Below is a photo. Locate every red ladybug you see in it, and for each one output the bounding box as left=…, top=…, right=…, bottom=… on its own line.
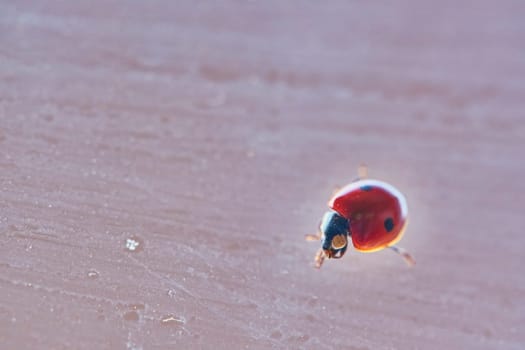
left=306, top=165, right=415, bottom=268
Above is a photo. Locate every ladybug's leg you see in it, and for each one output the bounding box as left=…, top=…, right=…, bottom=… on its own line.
left=305, top=218, right=324, bottom=241
left=351, top=163, right=368, bottom=182
left=314, top=248, right=327, bottom=269
left=331, top=185, right=341, bottom=196
left=389, top=246, right=416, bottom=266
left=305, top=232, right=322, bottom=241
left=306, top=234, right=327, bottom=268
left=358, top=163, right=368, bottom=179
left=306, top=220, right=325, bottom=267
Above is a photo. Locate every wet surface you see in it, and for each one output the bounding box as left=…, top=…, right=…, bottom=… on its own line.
left=1, top=1, right=524, bottom=349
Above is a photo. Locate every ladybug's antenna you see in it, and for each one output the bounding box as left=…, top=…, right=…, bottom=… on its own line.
left=389, top=246, right=416, bottom=266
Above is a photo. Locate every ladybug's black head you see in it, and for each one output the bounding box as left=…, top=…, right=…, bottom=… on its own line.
left=319, top=211, right=350, bottom=259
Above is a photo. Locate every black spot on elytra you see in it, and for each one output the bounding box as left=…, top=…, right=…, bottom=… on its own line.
left=384, top=217, right=395, bottom=232
left=360, top=185, right=373, bottom=192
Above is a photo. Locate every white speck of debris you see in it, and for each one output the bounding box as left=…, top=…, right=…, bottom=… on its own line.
left=87, top=269, right=100, bottom=279
left=161, top=315, right=186, bottom=326
left=126, top=331, right=143, bottom=350
left=126, top=340, right=142, bottom=350
left=126, top=238, right=140, bottom=251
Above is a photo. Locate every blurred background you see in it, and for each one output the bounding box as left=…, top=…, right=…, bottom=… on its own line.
left=1, top=1, right=524, bottom=349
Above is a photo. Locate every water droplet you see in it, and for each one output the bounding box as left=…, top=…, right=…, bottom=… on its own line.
left=125, top=237, right=143, bottom=252
left=160, top=315, right=186, bottom=326
left=87, top=269, right=100, bottom=279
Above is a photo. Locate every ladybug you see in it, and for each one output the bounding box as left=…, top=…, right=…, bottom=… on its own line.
left=306, top=165, right=415, bottom=268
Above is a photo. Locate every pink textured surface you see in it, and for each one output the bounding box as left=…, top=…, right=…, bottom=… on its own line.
left=1, top=1, right=524, bottom=349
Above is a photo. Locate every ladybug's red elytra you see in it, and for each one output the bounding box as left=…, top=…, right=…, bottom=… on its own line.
left=306, top=165, right=415, bottom=268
